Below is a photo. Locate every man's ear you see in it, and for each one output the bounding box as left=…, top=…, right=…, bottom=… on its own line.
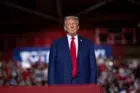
left=77, top=25, right=80, bottom=30
left=64, top=26, right=67, bottom=31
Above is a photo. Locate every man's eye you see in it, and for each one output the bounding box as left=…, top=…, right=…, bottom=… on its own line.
left=72, top=23, right=76, bottom=25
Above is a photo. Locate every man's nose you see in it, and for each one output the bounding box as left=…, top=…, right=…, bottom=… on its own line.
left=70, top=24, right=74, bottom=28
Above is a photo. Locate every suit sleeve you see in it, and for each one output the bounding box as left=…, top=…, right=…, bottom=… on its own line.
left=48, top=41, right=56, bottom=85
left=89, top=43, right=97, bottom=84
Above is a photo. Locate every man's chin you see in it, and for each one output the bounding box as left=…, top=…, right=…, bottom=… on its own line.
left=68, top=33, right=77, bottom=36
left=70, top=31, right=77, bottom=34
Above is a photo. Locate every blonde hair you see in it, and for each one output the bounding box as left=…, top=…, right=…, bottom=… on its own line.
left=64, top=16, right=79, bottom=20
left=64, top=16, right=79, bottom=24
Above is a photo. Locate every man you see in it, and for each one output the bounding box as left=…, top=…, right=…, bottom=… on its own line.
left=48, top=16, right=97, bottom=85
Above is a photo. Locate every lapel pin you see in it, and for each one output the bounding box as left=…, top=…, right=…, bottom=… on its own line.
left=80, top=40, right=82, bottom=42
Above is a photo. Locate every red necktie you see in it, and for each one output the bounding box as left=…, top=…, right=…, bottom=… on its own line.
left=70, top=37, right=77, bottom=78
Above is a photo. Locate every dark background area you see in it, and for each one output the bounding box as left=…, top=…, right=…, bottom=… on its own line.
left=0, top=0, right=140, bottom=53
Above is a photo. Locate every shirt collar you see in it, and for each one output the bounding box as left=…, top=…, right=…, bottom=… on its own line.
left=67, top=34, right=78, bottom=40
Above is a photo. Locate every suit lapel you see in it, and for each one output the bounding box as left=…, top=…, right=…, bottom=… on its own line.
left=77, top=35, right=82, bottom=61
left=63, top=35, right=83, bottom=62
left=64, top=35, right=83, bottom=75
left=64, top=36, right=71, bottom=61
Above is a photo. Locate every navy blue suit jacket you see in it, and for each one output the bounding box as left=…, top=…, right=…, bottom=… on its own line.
left=48, top=35, right=97, bottom=85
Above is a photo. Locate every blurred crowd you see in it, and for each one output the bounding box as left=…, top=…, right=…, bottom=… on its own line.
left=97, top=57, right=140, bottom=93
left=0, top=61, right=48, bottom=86
left=0, top=57, right=140, bottom=93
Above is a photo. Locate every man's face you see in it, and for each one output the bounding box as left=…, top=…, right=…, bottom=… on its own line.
left=64, top=18, right=79, bottom=36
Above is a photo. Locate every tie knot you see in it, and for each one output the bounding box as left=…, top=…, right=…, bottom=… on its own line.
left=71, top=37, right=75, bottom=40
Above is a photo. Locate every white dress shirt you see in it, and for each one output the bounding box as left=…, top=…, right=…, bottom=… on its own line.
left=67, top=34, right=78, bottom=57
